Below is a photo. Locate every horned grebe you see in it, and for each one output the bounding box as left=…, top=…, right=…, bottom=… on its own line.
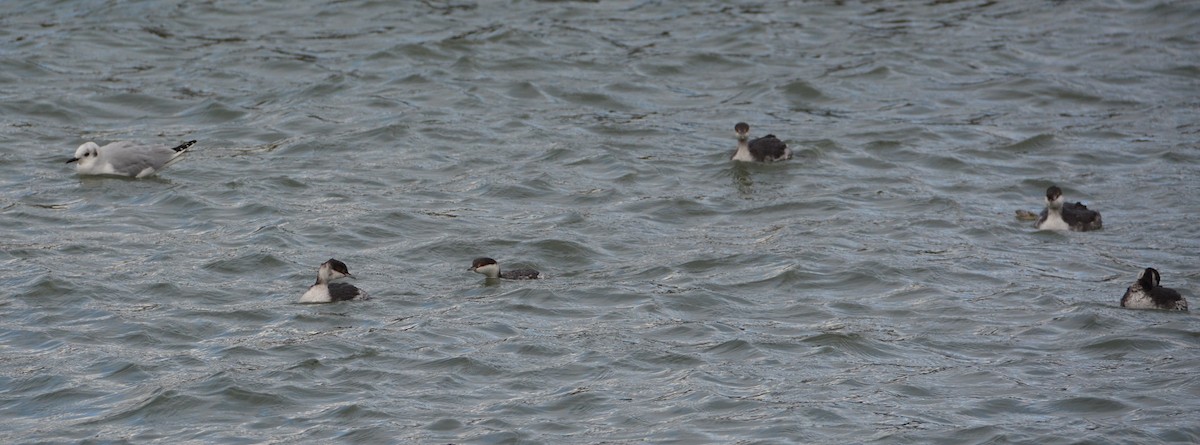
left=1121, top=268, right=1188, bottom=311
left=66, top=140, right=196, bottom=178
left=468, top=257, right=543, bottom=280
left=731, top=122, right=790, bottom=162
left=299, top=258, right=369, bottom=303
left=1035, top=186, right=1102, bottom=231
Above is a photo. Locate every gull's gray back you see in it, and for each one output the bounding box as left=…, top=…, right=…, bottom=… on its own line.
left=103, top=141, right=181, bottom=175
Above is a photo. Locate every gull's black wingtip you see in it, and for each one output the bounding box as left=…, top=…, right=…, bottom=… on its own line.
left=172, top=140, right=198, bottom=152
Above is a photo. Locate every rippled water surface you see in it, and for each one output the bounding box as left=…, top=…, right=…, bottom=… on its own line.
left=2, top=1, right=1199, bottom=443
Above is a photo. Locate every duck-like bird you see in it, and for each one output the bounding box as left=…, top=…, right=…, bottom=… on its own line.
left=299, top=259, right=369, bottom=303
left=67, top=140, right=197, bottom=178
left=1120, top=267, right=1188, bottom=311
left=468, top=257, right=543, bottom=280
left=731, top=122, right=790, bottom=162
left=1035, top=186, right=1102, bottom=231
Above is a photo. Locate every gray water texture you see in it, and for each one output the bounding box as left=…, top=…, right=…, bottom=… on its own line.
left=1, top=1, right=1198, bottom=443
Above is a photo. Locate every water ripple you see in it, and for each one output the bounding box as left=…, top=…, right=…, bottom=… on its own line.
left=2, top=1, right=1199, bottom=443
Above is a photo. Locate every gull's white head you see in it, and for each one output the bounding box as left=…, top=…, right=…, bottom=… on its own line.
left=67, top=142, right=102, bottom=170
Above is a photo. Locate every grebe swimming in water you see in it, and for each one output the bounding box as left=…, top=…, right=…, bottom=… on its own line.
left=731, top=122, right=791, bottom=162
left=66, top=140, right=197, bottom=178
left=1035, top=185, right=1102, bottom=231
left=299, top=258, right=369, bottom=303
left=1121, top=268, right=1188, bottom=311
left=468, top=257, right=543, bottom=280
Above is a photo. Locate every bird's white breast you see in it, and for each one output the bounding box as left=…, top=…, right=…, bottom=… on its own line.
left=299, top=284, right=332, bottom=303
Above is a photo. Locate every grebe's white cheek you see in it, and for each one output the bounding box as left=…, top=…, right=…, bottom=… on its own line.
left=474, top=263, right=501, bottom=278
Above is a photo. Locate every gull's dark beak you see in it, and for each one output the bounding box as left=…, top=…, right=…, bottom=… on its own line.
left=66, top=158, right=79, bottom=164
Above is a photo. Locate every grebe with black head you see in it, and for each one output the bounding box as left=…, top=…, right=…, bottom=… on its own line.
left=731, top=122, right=790, bottom=162
left=469, top=257, right=543, bottom=280
left=1121, top=267, right=1188, bottom=311
left=299, top=258, right=369, bottom=303
left=1035, top=185, right=1102, bottom=231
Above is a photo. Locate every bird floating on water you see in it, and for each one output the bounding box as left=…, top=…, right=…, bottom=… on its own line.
left=468, top=257, right=543, bottom=280
left=731, top=122, right=790, bottom=162
left=1033, top=185, right=1102, bottom=231
left=1120, top=267, right=1188, bottom=311
left=299, top=258, right=369, bottom=303
left=66, top=139, right=197, bottom=178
